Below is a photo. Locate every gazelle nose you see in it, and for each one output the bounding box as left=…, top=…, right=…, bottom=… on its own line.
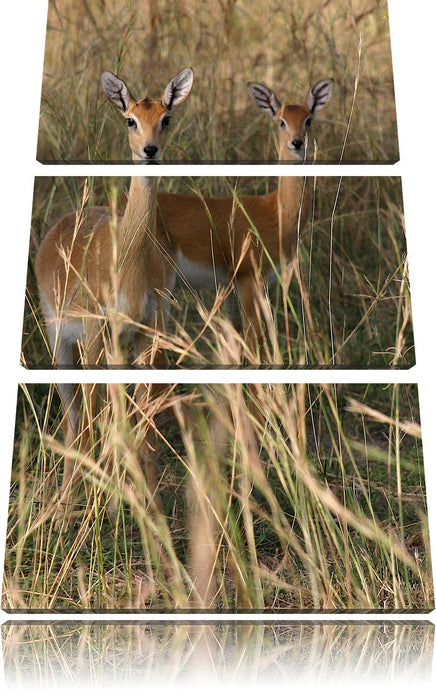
left=292, top=139, right=304, bottom=150
left=144, top=145, right=158, bottom=159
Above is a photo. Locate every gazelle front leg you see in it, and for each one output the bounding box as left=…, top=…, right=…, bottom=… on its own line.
left=129, top=294, right=170, bottom=508
left=236, top=273, right=272, bottom=362
left=130, top=383, right=165, bottom=511
left=183, top=390, right=256, bottom=608
left=133, top=323, right=167, bottom=368
left=54, top=382, right=99, bottom=530
left=55, top=318, right=104, bottom=529
left=186, top=408, right=227, bottom=608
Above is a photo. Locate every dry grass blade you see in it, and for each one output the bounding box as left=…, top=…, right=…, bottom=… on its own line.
left=347, top=398, right=422, bottom=439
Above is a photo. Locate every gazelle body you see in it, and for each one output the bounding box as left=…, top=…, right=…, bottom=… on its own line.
left=155, top=77, right=334, bottom=355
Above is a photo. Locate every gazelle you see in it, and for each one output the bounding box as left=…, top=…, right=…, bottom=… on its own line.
left=37, top=66, right=194, bottom=368
left=36, top=66, right=193, bottom=519
left=161, top=78, right=333, bottom=603
left=154, top=77, right=334, bottom=357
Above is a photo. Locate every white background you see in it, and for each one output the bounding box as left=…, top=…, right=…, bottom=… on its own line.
left=0, top=0, right=435, bottom=697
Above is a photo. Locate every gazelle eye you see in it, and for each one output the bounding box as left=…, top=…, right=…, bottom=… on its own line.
left=126, top=117, right=136, bottom=128
left=161, top=116, right=171, bottom=129
left=305, top=118, right=312, bottom=128
left=280, top=119, right=287, bottom=129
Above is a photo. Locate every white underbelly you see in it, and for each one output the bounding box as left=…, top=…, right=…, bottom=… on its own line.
left=175, top=250, right=229, bottom=291
left=42, top=289, right=157, bottom=356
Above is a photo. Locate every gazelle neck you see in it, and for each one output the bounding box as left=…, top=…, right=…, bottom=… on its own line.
left=119, top=175, right=158, bottom=256
left=117, top=174, right=159, bottom=318
left=276, top=147, right=309, bottom=246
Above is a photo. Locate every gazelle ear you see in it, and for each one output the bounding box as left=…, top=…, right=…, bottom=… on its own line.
left=163, top=67, right=194, bottom=110
left=102, top=71, right=135, bottom=113
left=306, top=78, right=334, bottom=115
left=248, top=82, right=281, bottom=118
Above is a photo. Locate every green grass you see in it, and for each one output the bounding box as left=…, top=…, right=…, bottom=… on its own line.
left=22, top=175, right=415, bottom=368
left=38, top=0, right=398, bottom=163
left=3, top=383, right=432, bottom=611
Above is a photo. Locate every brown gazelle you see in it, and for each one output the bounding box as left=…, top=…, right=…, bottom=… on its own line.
left=173, top=78, right=334, bottom=604
left=37, top=66, right=194, bottom=368
left=154, top=77, right=334, bottom=358
left=36, top=67, right=193, bottom=519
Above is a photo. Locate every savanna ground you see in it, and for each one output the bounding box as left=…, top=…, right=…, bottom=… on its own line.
left=38, top=0, right=398, bottom=162
left=2, top=622, right=434, bottom=684
left=3, top=383, right=432, bottom=611
left=22, top=175, right=414, bottom=368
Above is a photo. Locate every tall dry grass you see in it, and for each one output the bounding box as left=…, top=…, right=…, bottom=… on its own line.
left=22, top=175, right=414, bottom=368
left=3, top=382, right=432, bottom=611
left=38, top=0, right=398, bottom=162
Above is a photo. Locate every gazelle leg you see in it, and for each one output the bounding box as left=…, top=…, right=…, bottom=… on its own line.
left=132, top=294, right=169, bottom=368
left=82, top=316, right=106, bottom=368
left=54, top=383, right=82, bottom=527
left=130, top=298, right=170, bottom=507
left=186, top=389, right=265, bottom=608
left=130, top=383, right=165, bottom=511
left=54, top=382, right=101, bottom=528
left=57, top=381, right=80, bottom=494
left=236, top=273, right=270, bottom=361
left=54, top=320, right=103, bottom=528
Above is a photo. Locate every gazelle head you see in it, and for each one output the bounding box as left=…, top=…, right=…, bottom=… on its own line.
left=248, top=78, right=334, bottom=161
left=102, top=67, right=194, bottom=162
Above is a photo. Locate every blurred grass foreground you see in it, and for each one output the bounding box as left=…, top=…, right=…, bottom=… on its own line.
left=4, top=383, right=432, bottom=611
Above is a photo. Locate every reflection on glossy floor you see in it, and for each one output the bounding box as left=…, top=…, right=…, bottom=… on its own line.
left=2, top=622, right=433, bottom=686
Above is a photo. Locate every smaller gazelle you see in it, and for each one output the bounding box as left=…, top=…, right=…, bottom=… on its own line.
left=153, top=76, right=334, bottom=358
left=184, top=77, right=334, bottom=604
left=35, top=66, right=193, bottom=518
